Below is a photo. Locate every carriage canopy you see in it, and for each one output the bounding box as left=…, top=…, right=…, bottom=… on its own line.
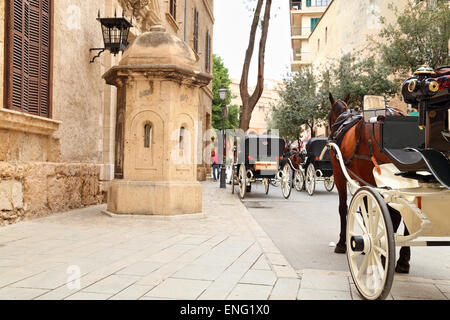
left=237, top=135, right=286, bottom=164
left=305, top=138, right=330, bottom=161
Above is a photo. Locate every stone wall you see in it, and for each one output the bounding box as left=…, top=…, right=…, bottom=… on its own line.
left=0, top=128, right=60, bottom=162
left=0, top=162, right=104, bottom=226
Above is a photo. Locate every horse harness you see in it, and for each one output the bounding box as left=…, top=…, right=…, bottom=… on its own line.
left=329, top=104, right=406, bottom=187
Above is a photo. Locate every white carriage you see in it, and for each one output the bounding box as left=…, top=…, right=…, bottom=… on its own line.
left=325, top=68, right=450, bottom=300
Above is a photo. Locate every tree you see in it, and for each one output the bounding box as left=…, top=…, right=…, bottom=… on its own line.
left=239, top=0, right=272, bottom=132
left=268, top=54, right=399, bottom=140
left=267, top=103, right=304, bottom=142
left=373, top=0, right=450, bottom=76
left=323, top=54, right=399, bottom=108
left=212, top=54, right=239, bottom=130
left=270, top=67, right=329, bottom=139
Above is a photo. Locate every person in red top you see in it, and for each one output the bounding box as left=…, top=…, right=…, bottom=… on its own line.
left=211, top=150, right=220, bottom=181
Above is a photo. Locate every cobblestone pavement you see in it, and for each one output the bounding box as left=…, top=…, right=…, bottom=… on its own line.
left=0, top=181, right=448, bottom=300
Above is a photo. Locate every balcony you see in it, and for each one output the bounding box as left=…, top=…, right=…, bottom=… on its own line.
left=291, top=0, right=330, bottom=14
left=290, top=1, right=302, bottom=10
left=292, top=50, right=310, bottom=64
left=291, top=26, right=312, bottom=38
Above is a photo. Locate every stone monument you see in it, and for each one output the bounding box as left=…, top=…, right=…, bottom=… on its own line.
left=103, top=25, right=212, bottom=215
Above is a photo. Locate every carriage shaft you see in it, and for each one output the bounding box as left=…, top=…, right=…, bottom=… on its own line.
left=397, top=241, right=450, bottom=247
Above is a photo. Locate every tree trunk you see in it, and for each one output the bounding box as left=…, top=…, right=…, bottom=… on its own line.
left=239, top=0, right=272, bottom=132
left=310, top=120, right=316, bottom=138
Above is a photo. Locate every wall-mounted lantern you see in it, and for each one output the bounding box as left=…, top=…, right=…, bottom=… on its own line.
left=90, top=10, right=133, bottom=63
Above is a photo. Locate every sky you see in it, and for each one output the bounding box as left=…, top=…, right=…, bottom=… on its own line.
left=213, top=1, right=292, bottom=85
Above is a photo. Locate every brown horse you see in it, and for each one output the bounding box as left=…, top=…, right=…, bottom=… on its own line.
left=328, top=93, right=410, bottom=273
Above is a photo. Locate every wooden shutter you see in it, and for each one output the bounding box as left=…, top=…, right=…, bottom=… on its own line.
left=205, top=30, right=211, bottom=72
left=311, top=18, right=319, bottom=32
left=5, top=0, right=52, bottom=118
left=170, top=0, right=177, bottom=20
left=193, top=8, right=199, bottom=52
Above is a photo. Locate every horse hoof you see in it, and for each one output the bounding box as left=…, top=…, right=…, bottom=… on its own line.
left=395, top=262, right=410, bottom=274
left=334, top=244, right=346, bottom=254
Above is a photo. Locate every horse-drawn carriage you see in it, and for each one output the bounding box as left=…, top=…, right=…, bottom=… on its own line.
left=292, top=138, right=335, bottom=196
left=326, top=66, right=450, bottom=300
left=230, top=135, right=292, bottom=199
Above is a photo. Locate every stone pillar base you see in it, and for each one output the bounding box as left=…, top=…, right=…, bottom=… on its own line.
left=106, top=180, right=202, bottom=216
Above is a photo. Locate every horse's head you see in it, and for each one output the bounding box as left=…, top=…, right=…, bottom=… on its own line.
left=327, top=92, right=350, bottom=128
left=289, top=152, right=303, bottom=170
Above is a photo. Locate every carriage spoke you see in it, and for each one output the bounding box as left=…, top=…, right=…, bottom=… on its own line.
left=371, top=208, right=381, bottom=238
left=357, top=253, right=370, bottom=281
left=365, top=254, right=374, bottom=290
left=355, top=214, right=367, bottom=233
left=349, top=231, right=359, bottom=237
left=349, top=249, right=363, bottom=258
left=373, top=252, right=385, bottom=279
left=373, top=245, right=387, bottom=257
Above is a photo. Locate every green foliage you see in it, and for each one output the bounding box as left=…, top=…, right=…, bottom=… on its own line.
left=268, top=53, right=400, bottom=139
left=268, top=67, right=328, bottom=139
left=212, top=54, right=239, bottom=130
left=322, top=54, right=399, bottom=107
left=374, top=0, right=450, bottom=75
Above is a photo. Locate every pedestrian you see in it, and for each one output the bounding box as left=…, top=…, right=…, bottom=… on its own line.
left=211, top=150, right=220, bottom=181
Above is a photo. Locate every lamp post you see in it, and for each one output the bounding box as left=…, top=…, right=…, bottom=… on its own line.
left=218, top=86, right=228, bottom=189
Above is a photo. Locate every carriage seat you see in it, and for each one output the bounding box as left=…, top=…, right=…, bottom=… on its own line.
left=383, top=148, right=427, bottom=172
left=383, top=148, right=450, bottom=189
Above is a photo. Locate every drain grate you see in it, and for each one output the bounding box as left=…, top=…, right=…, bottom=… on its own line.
left=244, top=202, right=273, bottom=209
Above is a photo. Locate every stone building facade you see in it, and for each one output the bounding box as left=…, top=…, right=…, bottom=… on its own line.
left=308, top=0, right=410, bottom=137
left=289, top=0, right=331, bottom=71
left=0, top=0, right=214, bottom=225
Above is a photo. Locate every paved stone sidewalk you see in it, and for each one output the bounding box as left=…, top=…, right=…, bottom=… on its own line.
left=0, top=181, right=448, bottom=300
left=0, top=181, right=300, bottom=300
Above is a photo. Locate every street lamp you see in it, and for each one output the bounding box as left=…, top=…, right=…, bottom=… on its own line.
left=218, top=86, right=228, bottom=189
left=90, top=10, right=133, bottom=63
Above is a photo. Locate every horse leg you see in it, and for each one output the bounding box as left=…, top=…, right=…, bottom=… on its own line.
left=334, top=174, right=348, bottom=254
left=396, top=227, right=411, bottom=274
left=388, top=206, right=410, bottom=273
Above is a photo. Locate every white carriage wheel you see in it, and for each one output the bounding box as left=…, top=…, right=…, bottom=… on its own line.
left=346, top=187, right=395, bottom=300
left=294, top=170, right=305, bottom=192
left=263, top=178, right=270, bottom=195
left=281, top=163, right=292, bottom=199
left=305, top=163, right=316, bottom=196
left=324, top=176, right=335, bottom=192
left=238, top=165, right=247, bottom=199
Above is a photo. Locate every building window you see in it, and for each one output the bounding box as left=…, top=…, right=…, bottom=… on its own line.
left=193, top=7, right=199, bottom=52
left=5, top=0, right=52, bottom=118
left=307, top=0, right=331, bottom=6
left=325, top=27, right=328, bottom=44
left=311, top=17, right=320, bottom=32
left=179, top=126, right=185, bottom=151
left=169, top=0, right=177, bottom=20
left=318, top=39, right=320, bottom=52
left=205, top=30, right=211, bottom=72
left=144, top=123, right=152, bottom=148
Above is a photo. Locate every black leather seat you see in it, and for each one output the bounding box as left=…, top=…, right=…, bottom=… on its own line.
left=383, top=148, right=428, bottom=173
